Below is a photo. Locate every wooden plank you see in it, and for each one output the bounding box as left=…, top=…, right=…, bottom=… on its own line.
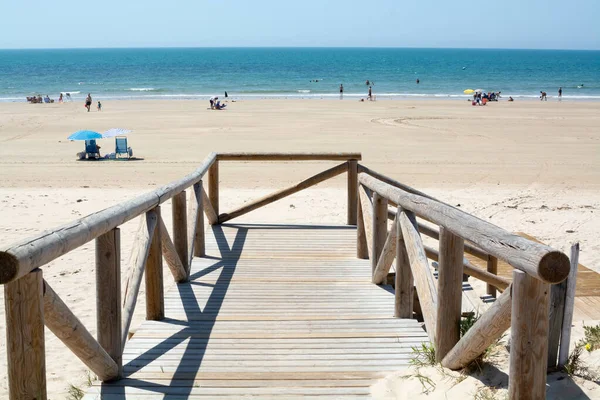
left=395, top=208, right=413, bottom=318
left=145, top=207, right=164, bottom=321
left=371, top=192, right=388, bottom=278
left=435, top=227, right=464, bottom=362
left=359, top=173, right=570, bottom=284
left=96, top=228, right=122, bottom=377
left=190, top=182, right=205, bottom=259
left=442, top=283, right=512, bottom=370
left=558, top=243, right=580, bottom=368
left=219, top=162, right=348, bottom=223
left=208, top=160, right=219, bottom=219
left=548, top=280, right=567, bottom=368
left=373, top=217, right=397, bottom=285
left=487, top=255, right=498, bottom=297
left=201, top=185, right=218, bottom=225
left=43, top=280, right=119, bottom=381
left=509, top=270, right=550, bottom=399
left=347, top=160, right=358, bottom=225
left=217, top=152, right=362, bottom=161
left=358, top=185, right=373, bottom=259
left=172, top=191, right=189, bottom=274
left=158, top=216, right=187, bottom=283
left=424, top=245, right=510, bottom=291
left=122, top=210, right=158, bottom=347
left=4, top=269, right=46, bottom=400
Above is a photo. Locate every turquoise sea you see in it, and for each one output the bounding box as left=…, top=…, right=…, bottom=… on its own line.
left=1, top=48, right=599, bottom=101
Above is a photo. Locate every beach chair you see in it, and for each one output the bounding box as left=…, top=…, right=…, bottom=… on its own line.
left=85, top=140, right=101, bottom=159
left=115, top=136, right=132, bottom=158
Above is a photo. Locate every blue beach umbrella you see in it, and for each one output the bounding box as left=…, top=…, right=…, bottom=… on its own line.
left=68, top=130, right=103, bottom=141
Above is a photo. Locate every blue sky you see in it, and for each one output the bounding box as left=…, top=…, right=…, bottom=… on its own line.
left=1, top=0, right=598, bottom=50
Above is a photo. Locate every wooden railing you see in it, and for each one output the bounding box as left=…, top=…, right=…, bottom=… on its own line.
left=0, top=152, right=573, bottom=400
left=356, top=167, right=572, bottom=399
left=0, top=152, right=360, bottom=400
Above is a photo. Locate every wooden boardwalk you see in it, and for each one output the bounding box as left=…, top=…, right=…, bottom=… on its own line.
left=85, top=223, right=428, bottom=399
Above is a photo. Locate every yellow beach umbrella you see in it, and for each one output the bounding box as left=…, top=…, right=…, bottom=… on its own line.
left=464, top=89, right=474, bottom=94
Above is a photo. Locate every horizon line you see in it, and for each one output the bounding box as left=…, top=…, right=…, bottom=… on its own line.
left=1, top=45, right=599, bottom=51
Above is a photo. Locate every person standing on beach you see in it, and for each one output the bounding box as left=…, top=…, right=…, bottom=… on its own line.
left=339, top=84, right=343, bottom=99
left=85, top=93, right=92, bottom=112
left=558, top=87, right=562, bottom=101
left=368, top=86, right=372, bottom=101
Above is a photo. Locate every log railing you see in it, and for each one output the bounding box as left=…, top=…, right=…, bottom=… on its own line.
left=357, top=168, right=572, bottom=399
left=0, top=152, right=574, bottom=400
left=0, top=152, right=361, bottom=400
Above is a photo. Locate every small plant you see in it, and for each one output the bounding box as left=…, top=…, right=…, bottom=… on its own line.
left=410, top=342, right=436, bottom=367
left=583, top=324, right=600, bottom=352
left=460, top=313, right=479, bottom=337
left=67, top=384, right=85, bottom=400
left=473, top=386, right=505, bottom=400
left=564, top=342, right=598, bottom=381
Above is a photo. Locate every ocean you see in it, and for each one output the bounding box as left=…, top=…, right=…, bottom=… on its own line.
left=1, top=48, right=599, bottom=102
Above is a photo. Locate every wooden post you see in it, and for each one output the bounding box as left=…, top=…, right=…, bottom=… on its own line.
left=509, top=270, right=550, bottom=399
left=356, top=188, right=368, bottom=259
left=146, top=206, right=164, bottom=321
left=548, top=280, right=567, bottom=369
left=208, top=160, right=219, bottom=220
left=347, top=160, right=358, bottom=225
left=4, top=269, right=46, bottom=400
left=487, top=255, right=498, bottom=297
left=395, top=209, right=413, bottom=318
left=371, top=192, right=388, bottom=278
left=172, top=191, right=189, bottom=274
left=435, top=227, right=464, bottom=362
left=558, top=243, right=579, bottom=368
left=96, top=228, right=122, bottom=377
left=191, top=181, right=205, bottom=258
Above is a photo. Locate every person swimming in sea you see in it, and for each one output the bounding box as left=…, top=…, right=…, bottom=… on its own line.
left=416, top=78, right=420, bottom=84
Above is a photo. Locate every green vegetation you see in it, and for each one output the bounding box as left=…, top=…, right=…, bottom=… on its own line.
left=67, top=384, right=85, bottom=400
left=410, top=342, right=436, bottom=367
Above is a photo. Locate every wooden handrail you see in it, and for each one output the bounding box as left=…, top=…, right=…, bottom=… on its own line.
left=217, top=152, right=362, bottom=161
left=359, top=173, right=570, bottom=284
left=219, top=162, right=348, bottom=223
left=0, top=152, right=216, bottom=285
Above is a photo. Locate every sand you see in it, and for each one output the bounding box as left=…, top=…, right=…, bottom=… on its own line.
left=0, top=99, right=599, bottom=398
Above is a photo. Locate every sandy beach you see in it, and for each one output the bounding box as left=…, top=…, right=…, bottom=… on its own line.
left=0, top=99, right=599, bottom=398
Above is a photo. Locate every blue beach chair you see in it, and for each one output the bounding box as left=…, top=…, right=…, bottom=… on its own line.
left=84, top=139, right=101, bottom=159
left=115, top=136, right=132, bottom=158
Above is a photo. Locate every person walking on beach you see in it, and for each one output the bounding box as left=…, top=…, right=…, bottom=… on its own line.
left=97, top=101, right=102, bottom=111
left=368, top=86, right=372, bottom=101
left=339, top=84, right=344, bottom=99
left=85, top=93, right=92, bottom=112
left=558, top=87, right=562, bottom=101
